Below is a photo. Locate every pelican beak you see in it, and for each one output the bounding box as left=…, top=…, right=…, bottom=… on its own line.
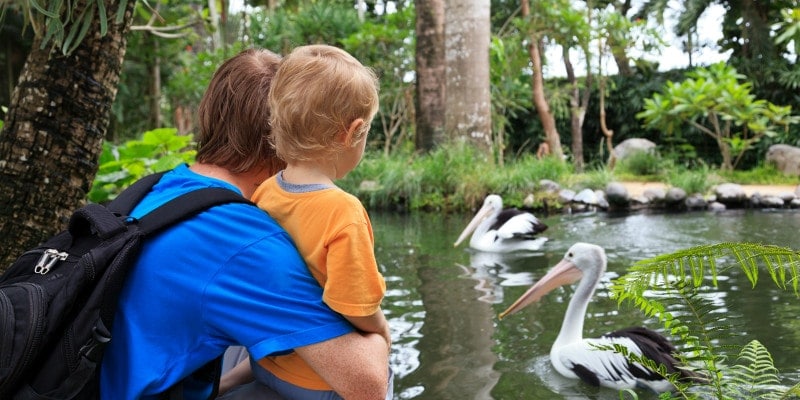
left=498, top=258, right=583, bottom=320
left=453, top=202, right=495, bottom=247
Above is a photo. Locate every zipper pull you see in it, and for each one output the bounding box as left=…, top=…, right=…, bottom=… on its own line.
left=34, top=249, right=69, bottom=274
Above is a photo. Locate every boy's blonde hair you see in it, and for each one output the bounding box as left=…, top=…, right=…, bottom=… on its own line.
left=269, top=44, right=379, bottom=162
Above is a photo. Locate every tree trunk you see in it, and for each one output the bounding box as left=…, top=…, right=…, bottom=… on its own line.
left=610, top=46, right=633, bottom=77
left=521, top=0, right=563, bottom=161
left=414, top=0, right=446, bottom=152
left=445, top=0, right=492, bottom=156
left=148, top=38, right=163, bottom=129
left=563, top=46, right=591, bottom=172
left=0, top=0, right=135, bottom=271
left=599, top=76, right=616, bottom=169
left=610, top=0, right=633, bottom=76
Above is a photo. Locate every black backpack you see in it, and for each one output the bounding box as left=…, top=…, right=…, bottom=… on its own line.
left=0, top=171, right=251, bottom=399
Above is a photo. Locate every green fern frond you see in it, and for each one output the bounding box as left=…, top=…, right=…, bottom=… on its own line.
left=726, top=340, right=784, bottom=399
left=611, top=242, right=800, bottom=399
left=612, top=243, right=800, bottom=304
left=779, top=381, right=800, bottom=399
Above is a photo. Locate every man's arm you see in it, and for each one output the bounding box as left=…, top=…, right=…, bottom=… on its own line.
left=345, top=309, right=391, bottom=349
left=296, top=331, right=389, bottom=400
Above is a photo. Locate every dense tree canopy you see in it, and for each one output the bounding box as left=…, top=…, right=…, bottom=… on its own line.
left=1, top=0, right=798, bottom=269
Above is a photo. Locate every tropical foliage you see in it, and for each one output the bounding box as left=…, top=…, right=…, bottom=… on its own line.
left=612, top=243, right=800, bottom=399
left=637, top=63, right=800, bottom=171
left=89, top=128, right=196, bottom=203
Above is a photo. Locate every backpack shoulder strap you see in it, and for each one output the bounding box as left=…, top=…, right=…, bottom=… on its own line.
left=107, top=172, right=167, bottom=214
left=102, top=187, right=249, bottom=400
left=135, top=187, right=254, bottom=235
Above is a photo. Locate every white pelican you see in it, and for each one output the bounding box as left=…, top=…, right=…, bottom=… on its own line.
left=499, top=243, right=701, bottom=393
left=453, top=194, right=548, bottom=253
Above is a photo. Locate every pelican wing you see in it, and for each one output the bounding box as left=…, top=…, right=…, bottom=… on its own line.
left=494, top=210, right=547, bottom=240
left=554, top=336, right=674, bottom=392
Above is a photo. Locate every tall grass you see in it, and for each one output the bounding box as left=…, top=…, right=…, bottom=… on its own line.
left=720, top=164, right=799, bottom=185
left=340, top=143, right=571, bottom=211
left=338, top=144, right=797, bottom=213
left=666, top=163, right=721, bottom=195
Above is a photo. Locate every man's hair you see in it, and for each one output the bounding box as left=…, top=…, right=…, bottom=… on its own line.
left=268, top=44, right=379, bottom=162
left=196, top=48, right=284, bottom=174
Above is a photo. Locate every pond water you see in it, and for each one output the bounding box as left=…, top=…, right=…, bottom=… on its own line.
left=374, top=209, right=800, bottom=400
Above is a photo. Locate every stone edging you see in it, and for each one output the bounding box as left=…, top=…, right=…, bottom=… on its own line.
left=531, top=180, right=800, bottom=213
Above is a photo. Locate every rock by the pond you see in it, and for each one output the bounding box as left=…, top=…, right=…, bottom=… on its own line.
left=714, top=183, right=747, bottom=205
left=515, top=181, right=799, bottom=215
left=574, top=188, right=599, bottom=205
left=538, top=179, right=561, bottom=193
left=665, top=187, right=687, bottom=205
left=595, top=190, right=609, bottom=209
left=558, top=189, right=576, bottom=203
left=613, top=138, right=657, bottom=160
left=759, top=195, right=786, bottom=208
left=685, top=194, right=708, bottom=210
left=708, top=202, right=727, bottom=212
left=766, top=144, right=800, bottom=176
left=605, top=182, right=629, bottom=206
left=642, top=187, right=666, bottom=203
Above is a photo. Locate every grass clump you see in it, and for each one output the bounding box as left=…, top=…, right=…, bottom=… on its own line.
left=338, top=143, right=572, bottom=211
left=615, top=150, right=665, bottom=178
left=666, top=163, right=722, bottom=195
left=719, top=164, right=799, bottom=185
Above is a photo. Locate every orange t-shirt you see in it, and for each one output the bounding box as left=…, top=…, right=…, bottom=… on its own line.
left=251, top=174, right=386, bottom=390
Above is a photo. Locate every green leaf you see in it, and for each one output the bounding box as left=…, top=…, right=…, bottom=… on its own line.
left=97, top=0, right=108, bottom=36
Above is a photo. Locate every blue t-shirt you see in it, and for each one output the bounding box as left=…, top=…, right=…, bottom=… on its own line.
left=99, top=164, right=353, bottom=400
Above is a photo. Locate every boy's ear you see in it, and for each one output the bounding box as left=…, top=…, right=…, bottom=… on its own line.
left=341, top=118, right=365, bottom=146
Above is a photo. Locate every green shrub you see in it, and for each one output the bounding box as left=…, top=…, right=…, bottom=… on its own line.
left=89, top=128, right=196, bottom=203
left=616, top=150, right=664, bottom=177
left=666, top=164, right=720, bottom=195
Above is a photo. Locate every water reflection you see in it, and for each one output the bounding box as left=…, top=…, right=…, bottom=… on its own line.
left=374, top=210, right=800, bottom=399
left=456, top=251, right=540, bottom=304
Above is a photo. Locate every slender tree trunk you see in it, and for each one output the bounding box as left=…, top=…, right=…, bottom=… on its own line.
left=610, top=46, right=633, bottom=77
left=0, top=0, right=135, bottom=270
left=415, top=0, right=446, bottom=152
left=148, top=39, right=163, bottom=129
left=597, top=39, right=616, bottom=169
left=208, top=0, right=222, bottom=50
left=445, top=0, right=492, bottom=156
left=563, top=46, right=591, bottom=172
left=599, top=77, right=615, bottom=169
left=521, top=0, right=563, bottom=161
left=610, top=0, right=633, bottom=76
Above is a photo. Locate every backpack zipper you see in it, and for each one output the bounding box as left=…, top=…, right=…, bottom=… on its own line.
left=1, top=283, right=46, bottom=388
left=34, top=249, right=69, bottom=274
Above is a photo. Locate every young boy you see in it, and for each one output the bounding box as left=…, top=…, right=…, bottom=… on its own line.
left=250, top=44, right=391, bottom=398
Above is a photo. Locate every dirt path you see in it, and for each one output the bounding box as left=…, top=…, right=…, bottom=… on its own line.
left=619, top=182, right=799, bottom=197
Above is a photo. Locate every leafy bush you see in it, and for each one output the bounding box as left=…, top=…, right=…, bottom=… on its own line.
left=666, top=164, right=720, bottom=195
left=89, top=128, right=196, bottom=203
left=615, top=150, right=665, bottom=177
